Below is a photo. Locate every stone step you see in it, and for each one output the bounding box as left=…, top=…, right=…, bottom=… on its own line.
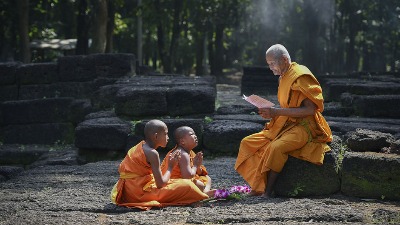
left=93, top=75, right=216, bottom=117
left=341, top=151, right=400, bottom=200
left=58, top=53, right=136, bottom=82
left=341, top=94, right=400, bottom=119
left=74, top=115, right=131, bottom=151
left=0, top=144, right=50, bottom=165
left=0, top=144, right=81, bottom=181
left=0, top=98, right=91, bottom=145
left=203, top=119, right=264, bottom=155
left=2, top=98, right=81, bottom=124
left=0, top=62, right=21, bottom=86
left=323, top=78, right=400, bottom=102
left=17, top=62, right=58, bottom=85
left=3, top=123, right=75, bottom=145
left=326, top=116, right=400, bottom=138
left=18, top=82, right=95, bottom=100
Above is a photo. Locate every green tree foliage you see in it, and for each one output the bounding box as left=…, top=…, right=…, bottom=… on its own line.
left=1, top=0, right=399, bottom=74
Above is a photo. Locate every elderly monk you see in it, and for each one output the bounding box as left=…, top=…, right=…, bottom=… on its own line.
left=110, top=120, right=208, bottom=210
left=235, top=44, right=332, bottom=198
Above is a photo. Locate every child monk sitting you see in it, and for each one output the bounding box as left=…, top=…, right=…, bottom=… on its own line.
left=110, top=120, right=209, bottom=210
left=161, top=126, right=215, bottom=197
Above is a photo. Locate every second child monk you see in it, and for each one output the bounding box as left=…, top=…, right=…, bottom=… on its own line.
left=161, top=126, right=215, bottom=197
left=110, top=120, right=209, bottom=210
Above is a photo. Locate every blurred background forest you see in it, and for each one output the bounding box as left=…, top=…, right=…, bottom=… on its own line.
left=1, top=0, right=400, bottom=75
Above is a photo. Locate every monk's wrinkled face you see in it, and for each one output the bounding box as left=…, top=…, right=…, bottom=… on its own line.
left=266, top=53, right=287, bottom=76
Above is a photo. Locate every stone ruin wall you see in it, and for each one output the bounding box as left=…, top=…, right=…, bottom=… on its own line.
left=0, top=54, right=216, bottom=150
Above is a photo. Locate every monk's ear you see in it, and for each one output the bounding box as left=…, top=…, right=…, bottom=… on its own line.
left=282, top=55, right=289, bottom=63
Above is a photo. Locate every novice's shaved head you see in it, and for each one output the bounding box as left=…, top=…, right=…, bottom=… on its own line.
left=144, top=119, right=167, bottom=139
left=174, top=126, right=192, bottom=143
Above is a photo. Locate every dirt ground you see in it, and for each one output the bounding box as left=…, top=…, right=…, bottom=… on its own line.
left=0, top=156, right=399, bottom=225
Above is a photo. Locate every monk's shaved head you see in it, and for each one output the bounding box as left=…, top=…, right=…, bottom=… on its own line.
left=144, top=119, right=167, bottom=139
left=266, top=44, right=291, bottom=63
left=174, top=126, right=192, bottom=143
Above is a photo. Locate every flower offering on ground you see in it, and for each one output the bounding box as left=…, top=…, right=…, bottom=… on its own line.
left=214, top=185, right=252, bottom=200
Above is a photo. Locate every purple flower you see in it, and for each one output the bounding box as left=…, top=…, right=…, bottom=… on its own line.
left=229, top=185, right=251, bottom=194
left=229, top=186, right=238, bottom=193
left=214, top=185, right=252, bottom=199
left=214, top=189, right=230, bottom=199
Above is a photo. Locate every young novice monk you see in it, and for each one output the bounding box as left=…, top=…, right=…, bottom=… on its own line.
left=161, top=126, right=215, bottom=197
left=110, top=120, right=209, bottom=210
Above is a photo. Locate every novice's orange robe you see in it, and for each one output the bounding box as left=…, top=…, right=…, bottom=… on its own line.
left=235, top=62, right=332, bottom=193
left=161, top=147, right=209, bottom=186
left=110, top=141, right=209, bottom=210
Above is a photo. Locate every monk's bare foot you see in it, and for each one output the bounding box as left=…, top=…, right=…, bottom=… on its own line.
left=248, top=190, right=263, bottom=196
left=206, top=189, right=217, bottom=198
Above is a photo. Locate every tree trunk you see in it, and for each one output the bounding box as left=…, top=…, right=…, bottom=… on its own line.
left=76, top=0, right=89, bottom=55
left=214, top=23, right=224, bottom=76
left=167, top=0, right=183, bottom=73
left=195, top=32, right=205, bottom=76
left=362, top=42, right=371, bottom=71
left=207, top=29, right=215, bottom=75
left=154, top=0, right=168, bottom=72
left=105, top=0, right=115, bottom=53
left=59, top=0, right=75, bottom=39
left=391, top=41, right=398, bottom=72
left=336, top=1, right=346, bottom=73
left=304, top=3, right=319, bottom=73
left=137, top=0, right=143, bottom=66
left=90, top=0, right=108, bottom=54
left=344, top=0, right=356, bottom=72
left=16, top=0, right=30, bottom=63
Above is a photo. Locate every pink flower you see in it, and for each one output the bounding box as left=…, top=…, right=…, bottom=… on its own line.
left=214, top=185, right=252, bottom=199
left=229, top=185, right=251, bottom=194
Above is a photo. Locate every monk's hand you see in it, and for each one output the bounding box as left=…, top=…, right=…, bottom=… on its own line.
left=168, top=150, right=181, bottom=169
left=258, top=107, right=275, bottom=119
left=194, top=152, right=203, bottom=167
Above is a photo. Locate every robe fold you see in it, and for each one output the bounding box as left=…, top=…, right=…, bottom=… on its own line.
left=110, top=141, right=209, bottom=210
left=161, top=146, right=209, bottom=186
left=235, top=62, right=332, bottom=193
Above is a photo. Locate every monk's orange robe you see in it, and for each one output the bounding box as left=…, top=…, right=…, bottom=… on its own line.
left=110, top=141, right=209, bottom=210
left=235, top=62, right=332, bottom=193
left=161, top=147, right=209, bottom=186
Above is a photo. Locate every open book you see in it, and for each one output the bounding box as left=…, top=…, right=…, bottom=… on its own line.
left=242, top=94, right=275, bottom=108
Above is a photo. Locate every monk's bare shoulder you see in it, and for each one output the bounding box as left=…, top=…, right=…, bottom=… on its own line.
left=179, top=149, right=191, bottom=163
left=143, top=143, right=160, bottom=165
